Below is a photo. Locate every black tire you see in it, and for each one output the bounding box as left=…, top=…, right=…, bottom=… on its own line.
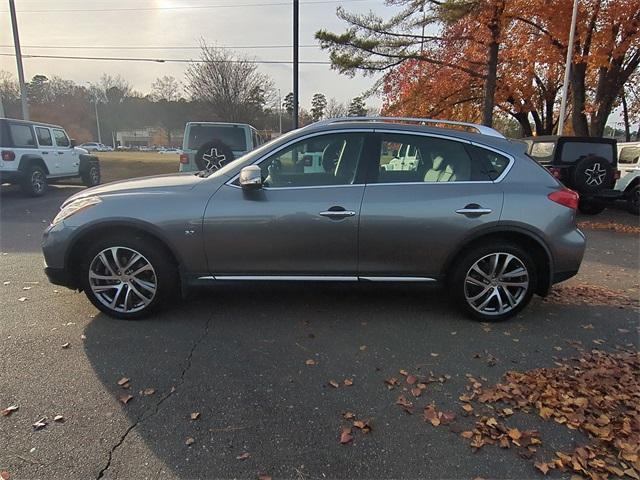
left=21, top=164, right=48, bottom=197
left=449, top=242, right=537, bottom=322
left=578, top=200, right=606, bottom=215
left=571, top=155, right=613, bottom=194
left=79, top=233, right=178, bottom=320
left=627, top=185, right=640, bottom=215
left=81, top=163, right=101, bottom=187
left=194, top=139, right=235, bottom=171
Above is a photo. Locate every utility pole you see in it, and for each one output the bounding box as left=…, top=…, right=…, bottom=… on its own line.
left=94, top=100, right=102, bottom=143
left=0, top=95, right=4, bottom=117
left=557, top=0, right=578, bottom=135
left=292, top=0, right=299, bottom=129
left=9, top=0, right=29, bottom=120
left=277, top=88, right=282, bottom=135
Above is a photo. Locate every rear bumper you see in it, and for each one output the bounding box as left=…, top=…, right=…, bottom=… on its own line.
left=0, top=170, right=23, bottom=184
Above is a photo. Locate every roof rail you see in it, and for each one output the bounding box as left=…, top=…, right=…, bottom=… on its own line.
left=311, top=116, right=505, bottom=139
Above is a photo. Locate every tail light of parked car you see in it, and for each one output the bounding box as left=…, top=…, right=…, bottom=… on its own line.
left=548, top=188, right=579, bottom=210
left=179, top=153, right=189, bottom=164
left=548, top=167, right=562, bottom=179
left=1, top=150, right=15, bottom=161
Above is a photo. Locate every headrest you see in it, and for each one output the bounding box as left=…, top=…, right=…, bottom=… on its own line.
left=432, top=155, right=445, bottom=170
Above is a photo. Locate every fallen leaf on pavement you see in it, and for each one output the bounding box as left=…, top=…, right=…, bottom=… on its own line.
left=53, top=415, right=65, bottom=423
left=17, top=297, right=27, bottom=302
left=508, top=428, right=522, bottom=441
left=185, top=437, right=195, bottom=446
left=0, top=471, right=9, bottom=480
left=61, top=343, right=70, bottom=349
left=190, top=412, right=200, bottom=420
left=117, top=377, right=130, bottom=387
left=1, top=405, right=18, bottom=417
left=32, top=417, right=47, bottom=430
left=353, top=419, right=372, bottom=433
left=305, top=359, right=316, bottom=366
left=462, top=404, right=473, bottom=413
left=430, top=353, right=439, bottom=357
left=142, top=388, right=155, bottom=396
left=328, top=380, right=339, bottom=388
left=534, top=462, right=550, bottom=475
left=236, top=452, right=250, bottom=460
left=342, top=411, right=355, bottom=420
left=118, top=394, right=133, bottom=405
left=359, top=345, right=367, bottom=351
left=340, top=427, right=353, bottom=444
left=258, top=474, right=272, bottom=480
left=411, top=387, right=422, bottom=397
left=343, top=378, right=353, bottom=386
left=406, top=374, right=417, bottom=385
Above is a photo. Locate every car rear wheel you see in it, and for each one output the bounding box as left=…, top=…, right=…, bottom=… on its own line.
left=450, top=243, right=536, bottom=321
left=627, top=185, right=640, bottom=215
left=80, top=235, right=177, bottom=319
left=21, top=164, right=48, bottom=197
left=82, top=163, right=101, bottom=187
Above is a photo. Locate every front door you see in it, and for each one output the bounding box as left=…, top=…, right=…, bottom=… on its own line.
left=52, top=128, right=77, bottom=175
left=203, top=131, right=372, bottom=277
left=358, top=132, right=508, bottom=278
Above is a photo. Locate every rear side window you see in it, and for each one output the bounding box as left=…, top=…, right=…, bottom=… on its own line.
left=619, top=146, right=640, bottom=164
left=187, top=125, right=247, bottom=151
left=560, top=142, right=613, bottom=163
left=9, top=124, right=36, bottom=147
left=53, top=129, right=70, bottom=147
left=374, top=133, right=493, bottom=183
left=468, top=145, right=511, bottom=180
left=36, top=127, right=53, bottom=146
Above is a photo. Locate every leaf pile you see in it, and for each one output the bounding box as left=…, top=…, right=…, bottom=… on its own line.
left=473, top=349, right=640, bottom=479
left=577, top=221, right=640, bottom=236
left=545, top=284, right=639, bottom=310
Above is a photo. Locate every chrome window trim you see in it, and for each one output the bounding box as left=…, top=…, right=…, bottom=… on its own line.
left=359, top=276, right=436, bottom=282
left=225, top=128, right=374, bottom=188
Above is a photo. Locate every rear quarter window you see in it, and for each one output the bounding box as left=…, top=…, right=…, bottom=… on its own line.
left=560, top=142, right=613, bottom=163
left=468, top=145, right=511, bottom=181
left=8, top=123, right=36, bottom=148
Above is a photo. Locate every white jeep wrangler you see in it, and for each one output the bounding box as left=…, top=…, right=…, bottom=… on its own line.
left=0, top=118, right=100, bottom=196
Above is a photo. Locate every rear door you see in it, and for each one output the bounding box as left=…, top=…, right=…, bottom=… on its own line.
left=34, top=126, right=57, bottom=173
left=358, top=131, right=509, bottom=279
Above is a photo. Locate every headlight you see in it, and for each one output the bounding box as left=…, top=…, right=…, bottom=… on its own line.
left=52, top=196, right=101, bottom=225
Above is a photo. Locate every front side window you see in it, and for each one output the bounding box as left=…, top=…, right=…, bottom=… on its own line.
left=8, top=124, right=36, bottom=148
left=53, top=129, right=70, bottom=147
left=375, top=134, right=490, bottom=183
left=259, top=133, right=366, bottom=188
left=36, top=127, right=53, bottom=147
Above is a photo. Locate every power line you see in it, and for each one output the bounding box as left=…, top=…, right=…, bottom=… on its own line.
left=0, top=52, right=331, bottom=65
left=0, top=0, right=374, bottom=13
left=0, top=44, right=319, bottom=50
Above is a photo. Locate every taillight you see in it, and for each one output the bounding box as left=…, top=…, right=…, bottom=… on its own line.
left=1, top=150, right=15, bottom=161
left=614, top=169, right=621, bottom=180
left=179, top=153, right=189, bottom=164
left=548, top=188, right=579, bottom=210
left=548, top=167, right=562, bottom=179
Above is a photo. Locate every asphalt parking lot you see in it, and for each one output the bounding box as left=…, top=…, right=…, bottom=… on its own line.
left=0, top=180, right=638, bottom=480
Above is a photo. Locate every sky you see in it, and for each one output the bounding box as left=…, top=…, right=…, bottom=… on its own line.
left=0, top=0, right=394, bottom=110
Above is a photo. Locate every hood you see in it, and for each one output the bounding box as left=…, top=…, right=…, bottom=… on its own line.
left=63, top=172, right=204, bottom=206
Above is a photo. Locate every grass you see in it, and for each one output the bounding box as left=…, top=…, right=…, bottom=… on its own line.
left=94, top=151, right=180, bottom=183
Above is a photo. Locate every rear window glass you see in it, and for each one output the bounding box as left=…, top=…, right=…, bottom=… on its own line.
left=529, top=142, right=555, bottom=162
left=560, top=142, right=613, bottom=163
left=619, top=146, right=640, bottom=164
left=469, top=145, right=511, bottom=180
left=9, top=124, right=36, bottom=148
left=187, top=125, right=247, bottom=151
left=36, top=127, right=53, bottom=146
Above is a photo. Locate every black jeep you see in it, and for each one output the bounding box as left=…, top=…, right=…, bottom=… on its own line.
left=523, top=136, right=620, bottom=215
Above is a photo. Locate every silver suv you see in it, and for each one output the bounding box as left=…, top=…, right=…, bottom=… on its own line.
left=42, top=117, right=585, bottom=321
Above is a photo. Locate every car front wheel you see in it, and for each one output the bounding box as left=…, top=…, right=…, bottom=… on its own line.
left=450, top=243, right=536, bottom=321
left=80, top=235, right=177, bottom=319
left=627, top=185, right=639, bottom=215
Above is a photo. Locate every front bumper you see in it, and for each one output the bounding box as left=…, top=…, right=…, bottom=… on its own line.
left=44, top=266, right=78, bottom=289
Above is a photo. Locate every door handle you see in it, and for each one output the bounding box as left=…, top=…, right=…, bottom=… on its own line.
left=57, top=151, right=64, bottom=155
left=319, top=210, right=356, bottom=218
left=41, top=151, right=49, bottom=155
left=456, top=204, right=492, bottom=216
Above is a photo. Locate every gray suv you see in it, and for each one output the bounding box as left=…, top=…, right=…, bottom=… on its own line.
left=42, top=117, right=585, bottom=321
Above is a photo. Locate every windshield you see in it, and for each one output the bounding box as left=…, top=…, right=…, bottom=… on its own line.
left=187, top=125, right=248, bottom=151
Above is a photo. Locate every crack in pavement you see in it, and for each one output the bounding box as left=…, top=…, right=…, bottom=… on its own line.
left=95, top=314, right=213, bottom=480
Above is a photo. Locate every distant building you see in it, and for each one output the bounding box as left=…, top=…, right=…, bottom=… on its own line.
left=116, top=127, right=183, bottom=147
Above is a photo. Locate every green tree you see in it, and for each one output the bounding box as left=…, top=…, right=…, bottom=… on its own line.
left=347, top=96, right=367, bottom=116
left=283, top=92, right=294, bottom=115
left=310, top=93, right=328, bottom=121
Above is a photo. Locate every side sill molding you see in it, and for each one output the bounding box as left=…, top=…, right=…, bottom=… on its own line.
left=196, top=275, right=437, bottom=282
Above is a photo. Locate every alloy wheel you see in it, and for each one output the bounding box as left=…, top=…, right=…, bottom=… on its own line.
left=31, top=170, right=45, bottom=194
left=88, top=246, right=157, bottom=313
left=90, top=166, right=100, bottom=184
left=464, top=252, right=529, bottom=316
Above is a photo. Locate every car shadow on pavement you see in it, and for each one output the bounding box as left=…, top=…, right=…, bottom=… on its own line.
left=79, top=282, right=639, bottom=479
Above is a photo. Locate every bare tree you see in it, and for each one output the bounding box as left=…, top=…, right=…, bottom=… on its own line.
left=186, top=43, right=275, bottom=122
left=324, top=97, right=347, bottom=118
left=151, top=76, right=183, bottom=102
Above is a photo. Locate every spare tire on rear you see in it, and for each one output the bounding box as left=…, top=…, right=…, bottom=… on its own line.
left=571, top=155, right=613, bottom=194
left=194, top=139, right=235, bottom=171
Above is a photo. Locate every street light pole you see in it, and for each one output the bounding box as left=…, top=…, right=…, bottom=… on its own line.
left=292, top=0, right=299, bottom=129
left=8, top=0, right=29, bottom=120
left=277, top=88, right=282, bottom=135
left=557, top=0, right=579, bottom=135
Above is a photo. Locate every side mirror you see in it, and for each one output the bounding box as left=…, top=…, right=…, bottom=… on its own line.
left=239, top=165, right=262, bottom=190
left=70, top=139, right=77, bottom=148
